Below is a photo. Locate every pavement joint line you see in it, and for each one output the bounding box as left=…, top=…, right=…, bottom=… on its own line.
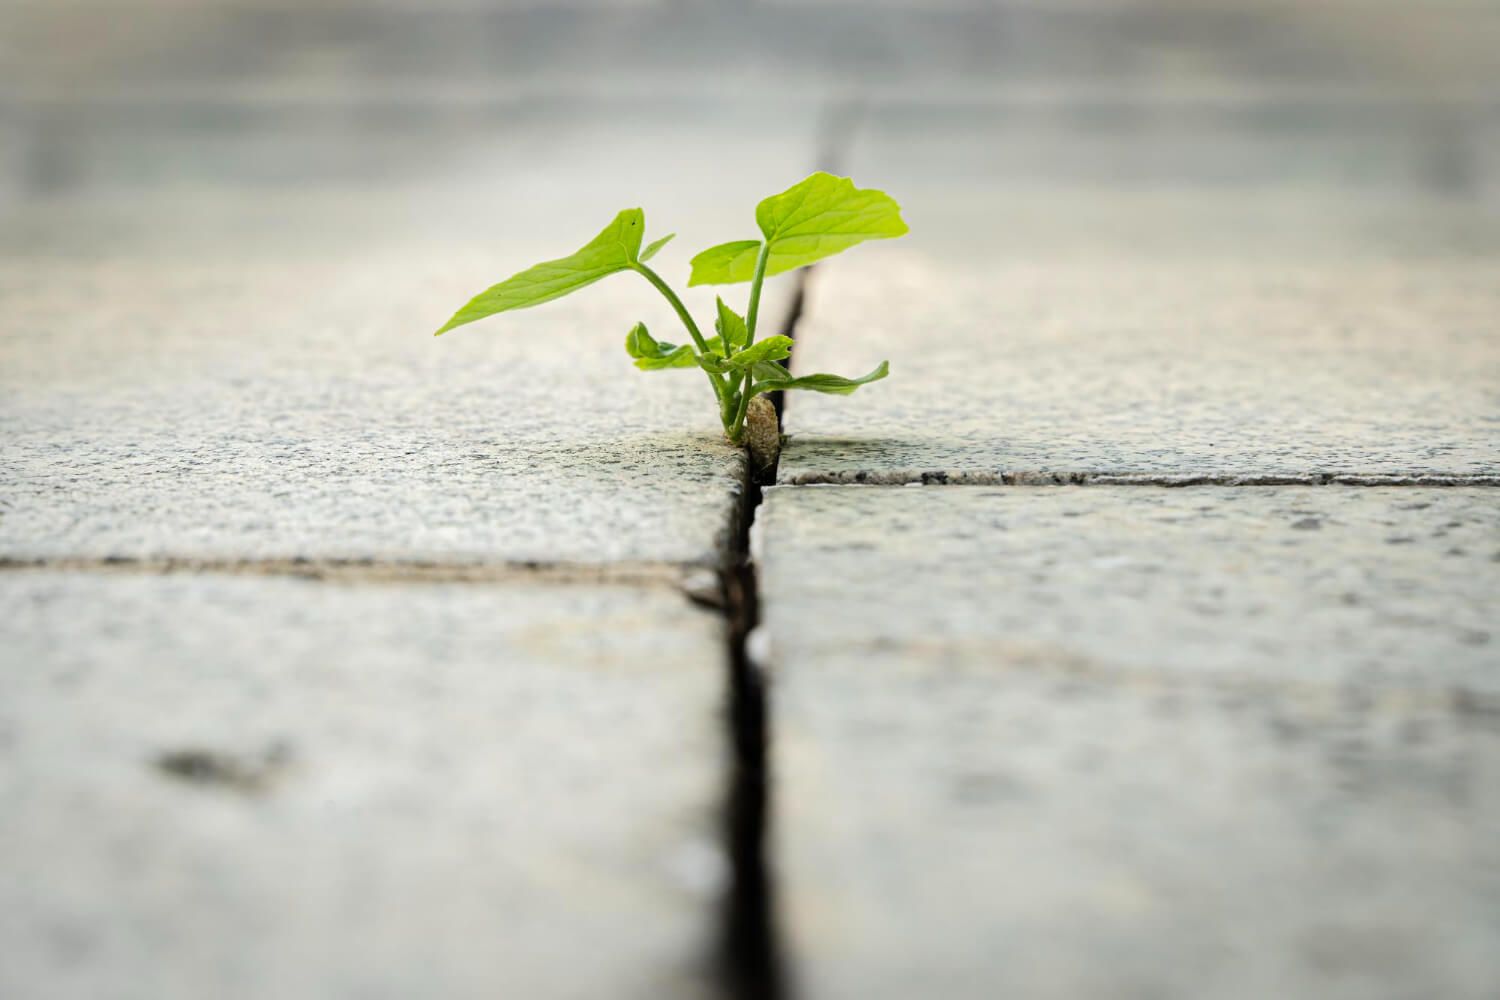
left=714, top=239, right=808, bottom=1000
left=710, top=117, right=857, bottom=993
left=778, top=470, right=1500, bottom=487
left=0, top=555, right=699, bottom=588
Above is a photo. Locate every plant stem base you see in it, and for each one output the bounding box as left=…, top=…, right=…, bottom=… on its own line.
left=743, top=395, right=780, bottom=472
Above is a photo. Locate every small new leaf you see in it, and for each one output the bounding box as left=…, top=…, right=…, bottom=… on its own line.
left=696, top=353, right=734, bottom=375
left=727, top=335, right=793, bottom=369
left=627, top=321, right=703, bottom=370
left=688, top=173, right=906, bottom=286
left=756, top=360, right=890, bottom=395
left=714, top=298, right=748, bottom=350
left=640, top=233, right=676, bottom=263
left=628, top=321, right=727, bottom=372
left=751, top=360, right=789, bottom=382
left=624, top=321, right=657, bottom=359
left=635, top=346, right=697, bottom=370
left=436, top=208, right=645, bottom=335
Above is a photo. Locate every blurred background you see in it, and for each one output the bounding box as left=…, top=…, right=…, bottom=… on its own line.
left=3, top=0, right=1497, bottom=260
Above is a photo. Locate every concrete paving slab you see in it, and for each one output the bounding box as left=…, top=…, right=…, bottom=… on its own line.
left=757, top=485, right=1500, bottom=1000
left=780, top=241, right=1500, bottom=484
left=0, top=570, right=727, bottom=1000
left=778, top=102, right=1500, bottom=485
left=0, top=104, right=814, bottom=566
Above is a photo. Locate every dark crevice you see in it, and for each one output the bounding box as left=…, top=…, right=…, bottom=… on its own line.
left=717, top=460, right=783, bottom=1000
left=715, top=128, right=844, bottom=1000
left=766, top=278, right=808, bottom=423
left=717, top=290, right=799, bottom=1000
left=777, top=471, right=1500, bottom=488
left=715, top=100, right=867, bottom=1000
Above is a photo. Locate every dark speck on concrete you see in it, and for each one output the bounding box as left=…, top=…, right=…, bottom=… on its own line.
left=154, top=744, right=292, bottom=794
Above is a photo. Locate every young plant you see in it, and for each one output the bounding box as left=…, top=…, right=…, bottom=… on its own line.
left=434, top=172, right=907, bottom=448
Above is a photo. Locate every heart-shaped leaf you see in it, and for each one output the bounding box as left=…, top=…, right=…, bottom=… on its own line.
left=688, top=174, right=906, bottom=286
left=437, top=209, right=645, bottom=334
left=755, top=360, right=890, bottom=395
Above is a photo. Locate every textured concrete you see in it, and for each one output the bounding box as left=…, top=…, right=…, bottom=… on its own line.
left=0, top=105, right=812, bottom=567
left=757, top=486, right=1500, bottom=1000
left=0, top=571, right=727, bottom=1000
left=0, top=256, right=744, bottom=566
left=780, top=247, right=1500, bottom=484
left=778, top=94, right=1500, bottom=484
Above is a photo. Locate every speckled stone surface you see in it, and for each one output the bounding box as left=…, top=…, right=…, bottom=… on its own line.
left=757, top=486, right=1500, bottom=1000
left=0, top=103, right=812, bottom=567
left=780, top=250, right=1500, bottom=484
left=0, top=571, right=727, bottom=1000
left=0, top=257, right=746, bottom=566
left=778, top=95, right=1500, bottom=485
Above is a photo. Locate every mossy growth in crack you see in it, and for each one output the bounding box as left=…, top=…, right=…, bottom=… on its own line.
left=433, top=172, right=906, bottom=450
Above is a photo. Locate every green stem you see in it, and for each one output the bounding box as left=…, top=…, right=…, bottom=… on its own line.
left=724, top=243, right=776, bottom=442
left=634, top=263, right=711, bottom=354
left=744, top=241, right=771, bottom=342
left=728, top=381, right=757, bottom=442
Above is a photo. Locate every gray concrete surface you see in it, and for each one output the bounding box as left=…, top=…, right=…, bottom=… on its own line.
left=1, top=255, right=746, bottom=566
left=0, top=571, right=727, bottom=1000
left=0, top=66, right=812, bottom=1000
left=757, top=485, right=1500, bottom=999
left=779, top=211, right=1500, bottom=484
left=6, top=2, right=1500, bottom=998
left=778, top=96, right=1500, bottom=484
left=0, top=106, right=812, bottom=567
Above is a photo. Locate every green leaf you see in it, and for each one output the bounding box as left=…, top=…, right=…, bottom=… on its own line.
left=695, top=353, right=734, bottom=375
left=715, top=297, right=748, bottom=350
left=640, top=232, right=675, bottom=263
left=624, top=321, right=657, bottom=359
left=751, top=360, right=789, bottom=382
left=756, top=360, right=890, bottom=395
left=627, top=321, right=695, bottom=370
left=726, top=335, right=792, bottom=369
left=688, top=241, right=762, bottom=286
left=436, top=208, right=645, bottom=335
left=635, top=345, right=696, bottom=371
left=627, top=322, right=727, bottom=372
left=688, top=173, right=907, bottom=286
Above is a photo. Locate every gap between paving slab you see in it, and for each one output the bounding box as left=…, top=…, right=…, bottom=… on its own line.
left=0, top=94, right=856, bottom=1000
left=0, top=256, right=815, bottom=1000
left=754, top=97, right=1500, bottom=996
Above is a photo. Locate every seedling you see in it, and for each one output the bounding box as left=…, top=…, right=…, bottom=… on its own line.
left=435, top=172, right=907, bottom=448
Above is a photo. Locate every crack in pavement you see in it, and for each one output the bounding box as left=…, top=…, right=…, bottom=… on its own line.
left=778, top=470, right=1500, bottom=487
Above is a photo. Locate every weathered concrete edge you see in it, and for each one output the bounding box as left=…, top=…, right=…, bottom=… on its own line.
left=0, top=447, right=753, bottom=587
left=777, top=469, right=1500, bottom=487
left=0, top=555, right=720, bottom=592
